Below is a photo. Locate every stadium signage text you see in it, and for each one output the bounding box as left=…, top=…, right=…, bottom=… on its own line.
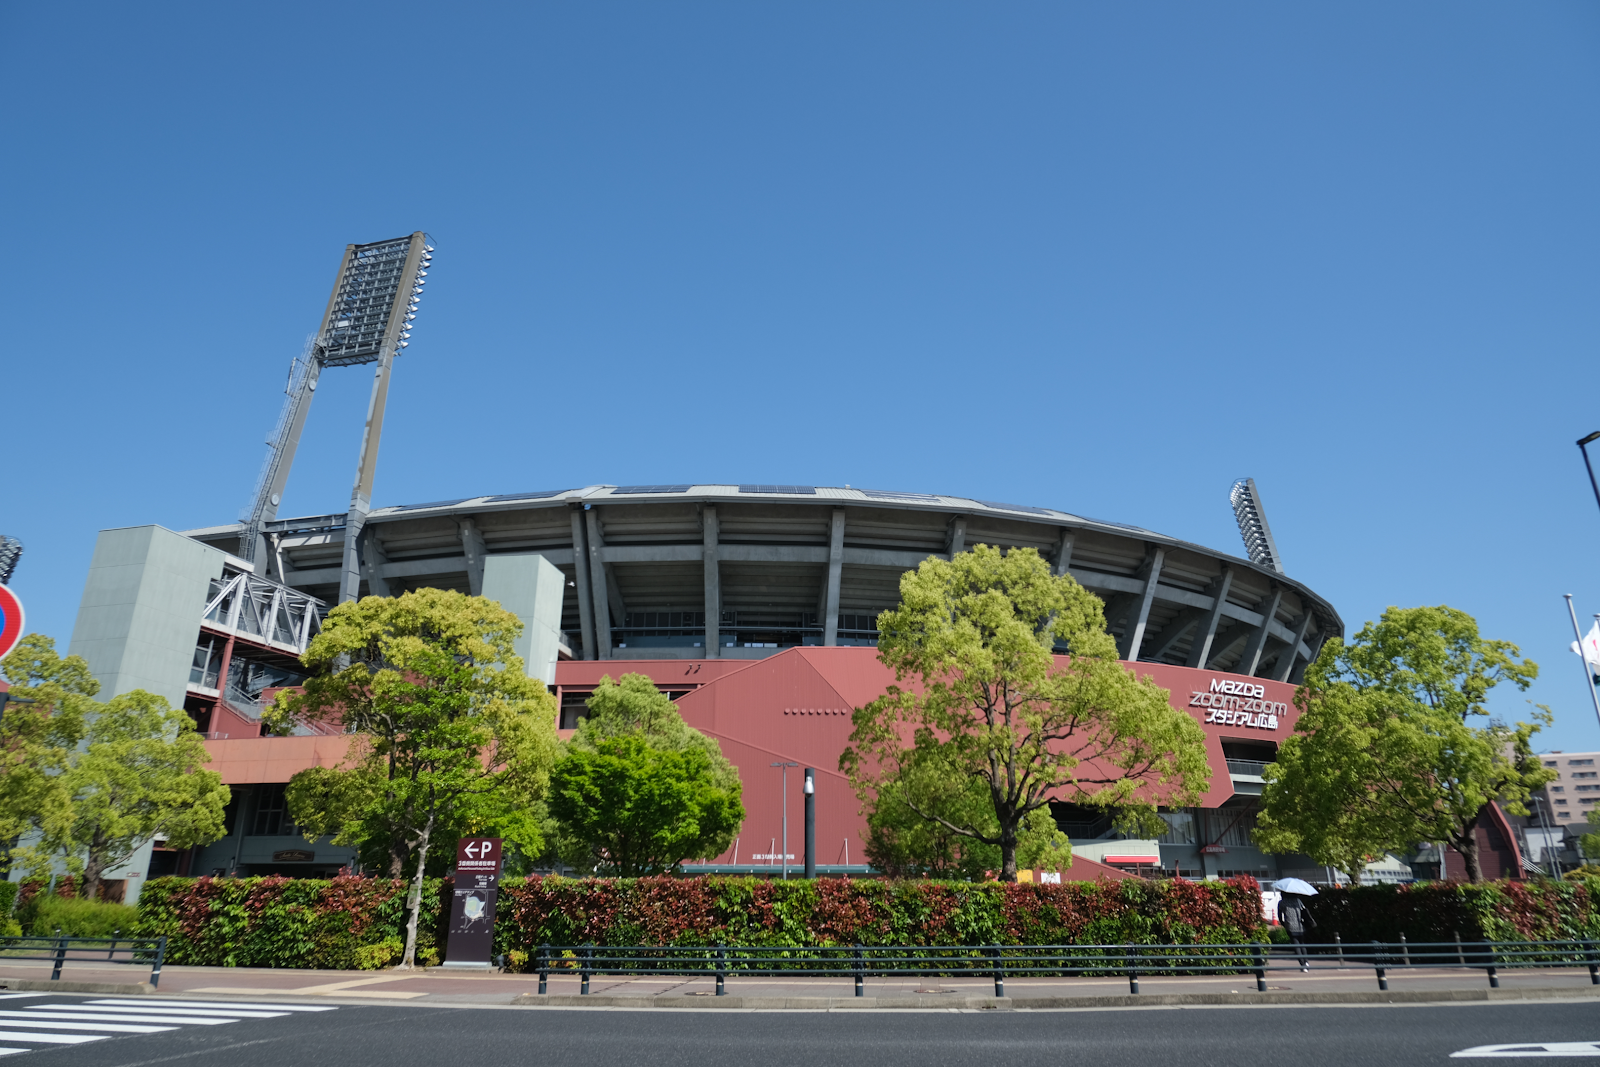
left=1188, top=678, right=1285, bottom=731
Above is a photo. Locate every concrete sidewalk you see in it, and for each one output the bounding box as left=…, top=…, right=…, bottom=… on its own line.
left=1, top=958, right=1598, bottom=1009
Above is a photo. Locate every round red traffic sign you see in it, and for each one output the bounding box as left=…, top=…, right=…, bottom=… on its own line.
left=0, top=585, right=23, bottom=663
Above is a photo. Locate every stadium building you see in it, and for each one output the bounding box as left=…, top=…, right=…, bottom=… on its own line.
left=52, top=234, right=1520, bottom=895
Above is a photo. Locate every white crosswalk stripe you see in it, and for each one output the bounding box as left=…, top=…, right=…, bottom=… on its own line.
left=0, top=997, right=340, bottom=1056
left=87, top=999, right=337, bottom=1012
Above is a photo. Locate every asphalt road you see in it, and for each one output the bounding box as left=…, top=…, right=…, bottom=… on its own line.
left=6, top=995, right=1597, bottom=1065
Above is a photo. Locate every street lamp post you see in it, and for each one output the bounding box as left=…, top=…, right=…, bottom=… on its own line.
left=771, top=761, right=798, bottom=879
left=1578, top=432, right=1600, bottom=517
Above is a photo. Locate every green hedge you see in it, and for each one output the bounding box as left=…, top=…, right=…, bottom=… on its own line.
left=1306, top=881, right=1600, bottom=945
left=135, top=875, right=1265, bottom=967
left=133, top=875, right=1600, bottom=970
left=135, top=876, right=449, bottom=969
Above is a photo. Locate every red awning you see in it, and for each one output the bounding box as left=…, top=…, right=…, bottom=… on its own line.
left=1103, top=855, right=1160, bottom=864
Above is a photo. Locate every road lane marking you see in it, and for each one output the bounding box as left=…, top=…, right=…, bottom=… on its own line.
left=88, top=998, right=334, bottom=1012
left=0, top=1019, right=176, bottom=1034
left=0, top=1011, right=232, bottom=1026
left=37, top=1005, right=287, bottom=1019
left=1453, top=1043, right=1600, bottom=1057
left=0, top=1032, right=106, bottom=1045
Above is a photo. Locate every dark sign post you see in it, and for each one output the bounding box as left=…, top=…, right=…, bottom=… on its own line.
left=442, top=837, right=502, bottom=969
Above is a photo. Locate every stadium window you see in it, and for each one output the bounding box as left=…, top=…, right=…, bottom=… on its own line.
left=251, top=785, right=298, bottom=837
left=1157, top=811, right=1195, bottom=845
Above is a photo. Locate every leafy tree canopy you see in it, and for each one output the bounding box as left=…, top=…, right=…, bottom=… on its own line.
left=1256, top=605, right=1551, bottom=883
left=2, top=635, right=227, bottom=898
left=841, top=545, right=1209, bottom=881
left=267, top=588, right=558, bottom=967
left=548, top=673, right=742, bottom=875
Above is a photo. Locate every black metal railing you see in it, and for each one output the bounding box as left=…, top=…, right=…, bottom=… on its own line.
left=527, top=939, right=1600, bottom=997
left=0, top=935, right=167, bottom=988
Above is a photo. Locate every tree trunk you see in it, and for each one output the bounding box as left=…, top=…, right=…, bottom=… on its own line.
left=1457, top=806, right=1488, bottom=883
left=398, top=814, right=435, bottom=970
left=82, top=835, right=106, bottom=901
left=999, top=820, right=1018, bottom=883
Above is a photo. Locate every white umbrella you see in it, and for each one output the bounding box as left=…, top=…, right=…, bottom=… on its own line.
left=1273, top=877, right=1318, bottom=896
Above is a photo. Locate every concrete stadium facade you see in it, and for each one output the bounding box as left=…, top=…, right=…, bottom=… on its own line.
left=60, top=482, right=1389, bottom=892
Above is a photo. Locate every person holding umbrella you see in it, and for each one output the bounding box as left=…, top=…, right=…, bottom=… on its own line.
left=1274, top=878, right=1319, bottom=971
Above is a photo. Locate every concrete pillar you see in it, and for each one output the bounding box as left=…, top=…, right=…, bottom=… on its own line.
left=569, top=509, right=597, bottom=660
left=67, top=525, right=226, bottom=709
left=1241, top=589, right=1283, bottom=677
left=458, top=517, right=487, bottom=596
left=482, top=554, right=566, bottom=685
left=703, top=506, right=720, bottom=657
left=1052, top=529, right=1075, bottom=576
left=1275, top=611, right=1315, bottom=683
left=1185, top=568, right=1233, bottom=670
left=361, top=527, right=392, bottom=598
left=1119, top=548, right=1165, bottom=662
left=946, top=515, right=967, bottom=558
left=822, top=509, right=845, bottom=646
left=584, top=509, right=613, bottom=659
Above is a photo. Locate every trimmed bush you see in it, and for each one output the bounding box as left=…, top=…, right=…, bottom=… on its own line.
left=28, top=896, right=139, bottom=938
left=1309, top=881, right=1600, bottom=945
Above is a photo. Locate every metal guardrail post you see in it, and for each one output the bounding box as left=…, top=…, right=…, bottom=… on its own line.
left=537, top=944, right=549, bottom=995
left=1486, top=941, right=1500, bottom=990
left=580, top=944, right=592, bottom=995
left=1373, top=941, right=1387, bottom=992
left=1126, top=947, right=1139, bottom=995
left=50, top=937, right=66, bottom=982
left=1455, top=930, right=1464, bottom=965
left=150, top=937, right=166, bottom=989
left=1586, top=939, right=1598, bottom=986
left=990, top=945, right=1004, bottom=998
left=854, top=944, right=864, bottom=998
left=1400, top=933, right=1410, bottom=965
left=1254, top=943, right=1267, bottom=992
left=1335, top=933, right=1343, bottom=963
left=716, top=944, right=726, bottom=997
left=108, top=930, right=119, bottom=961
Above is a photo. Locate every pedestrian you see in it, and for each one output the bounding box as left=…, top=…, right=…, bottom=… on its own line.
left=1280, top=892, right=1316, bottom=971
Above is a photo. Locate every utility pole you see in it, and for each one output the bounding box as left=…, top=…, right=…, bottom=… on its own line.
left=771, top=761, right=798, bottom=879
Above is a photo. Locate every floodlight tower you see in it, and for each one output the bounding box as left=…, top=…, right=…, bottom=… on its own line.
left=1229, top=478, right=1284, bottom=574
left=240, top=233, right=434, bottom=602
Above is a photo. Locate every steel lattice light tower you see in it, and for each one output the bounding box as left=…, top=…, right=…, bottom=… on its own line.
left=1230, top=478, right=1284, bottom=575
left=240, top=233, right=434, bottom=601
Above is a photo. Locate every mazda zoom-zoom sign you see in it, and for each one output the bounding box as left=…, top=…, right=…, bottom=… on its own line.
left=1187, top=678, right=1287, bottom=731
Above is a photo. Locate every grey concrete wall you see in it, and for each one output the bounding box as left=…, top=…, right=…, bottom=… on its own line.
left=68, top=526, right=225, bottom=709
left=482, top=553, right=567, bottom=685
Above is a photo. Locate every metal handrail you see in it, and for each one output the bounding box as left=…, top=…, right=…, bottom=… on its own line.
left=0, top=935, right=167, bottom=988
left=527, top=939, right=1600, bottom=997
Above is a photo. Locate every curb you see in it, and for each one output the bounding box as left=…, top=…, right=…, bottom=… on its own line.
left=0, top=979, right=153, bottom=995
left=510, top=986, right=1600, bottom=1010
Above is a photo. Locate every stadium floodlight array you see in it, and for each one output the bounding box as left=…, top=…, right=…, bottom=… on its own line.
left=0, top=536, right=20, bottom=585
left=239, top=233, right=433, bottom=601
left=1230, top=478, right=1284, bottom=574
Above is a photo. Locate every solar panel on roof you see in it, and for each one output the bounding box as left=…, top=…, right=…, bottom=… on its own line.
left=858, top=489, right=942, bottom=502
left=480, top=489, right=571, bottom=503
left=976, top=500, right=1054, bottom=516
left=738, top=485, right=817, bottom=495
left=612, top=485, right=693, bottom=495
left=392, top=499, right=469, bottom=511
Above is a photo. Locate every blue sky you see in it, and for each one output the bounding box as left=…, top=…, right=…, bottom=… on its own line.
left=3, top=3, right=1599, bottom=748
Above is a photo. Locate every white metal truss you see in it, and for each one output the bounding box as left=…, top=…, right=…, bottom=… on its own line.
left=201, top=565, right=324, bottom=655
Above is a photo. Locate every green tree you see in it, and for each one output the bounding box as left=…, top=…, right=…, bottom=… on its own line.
left=547, top=673, right=743, bottom=874
left=0, top=635, right=96, bottom=874
left=548, top=735, right=744, bottom=875
left=24, top=690, right=228, bottom=899
left=267, top=589, right=559, bottom=968
left=841, top=544, right=1210, bottom=881
left=1255, top=605, right=1551, bottom=884
left=1579, top=808, right=1600, bottom=866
